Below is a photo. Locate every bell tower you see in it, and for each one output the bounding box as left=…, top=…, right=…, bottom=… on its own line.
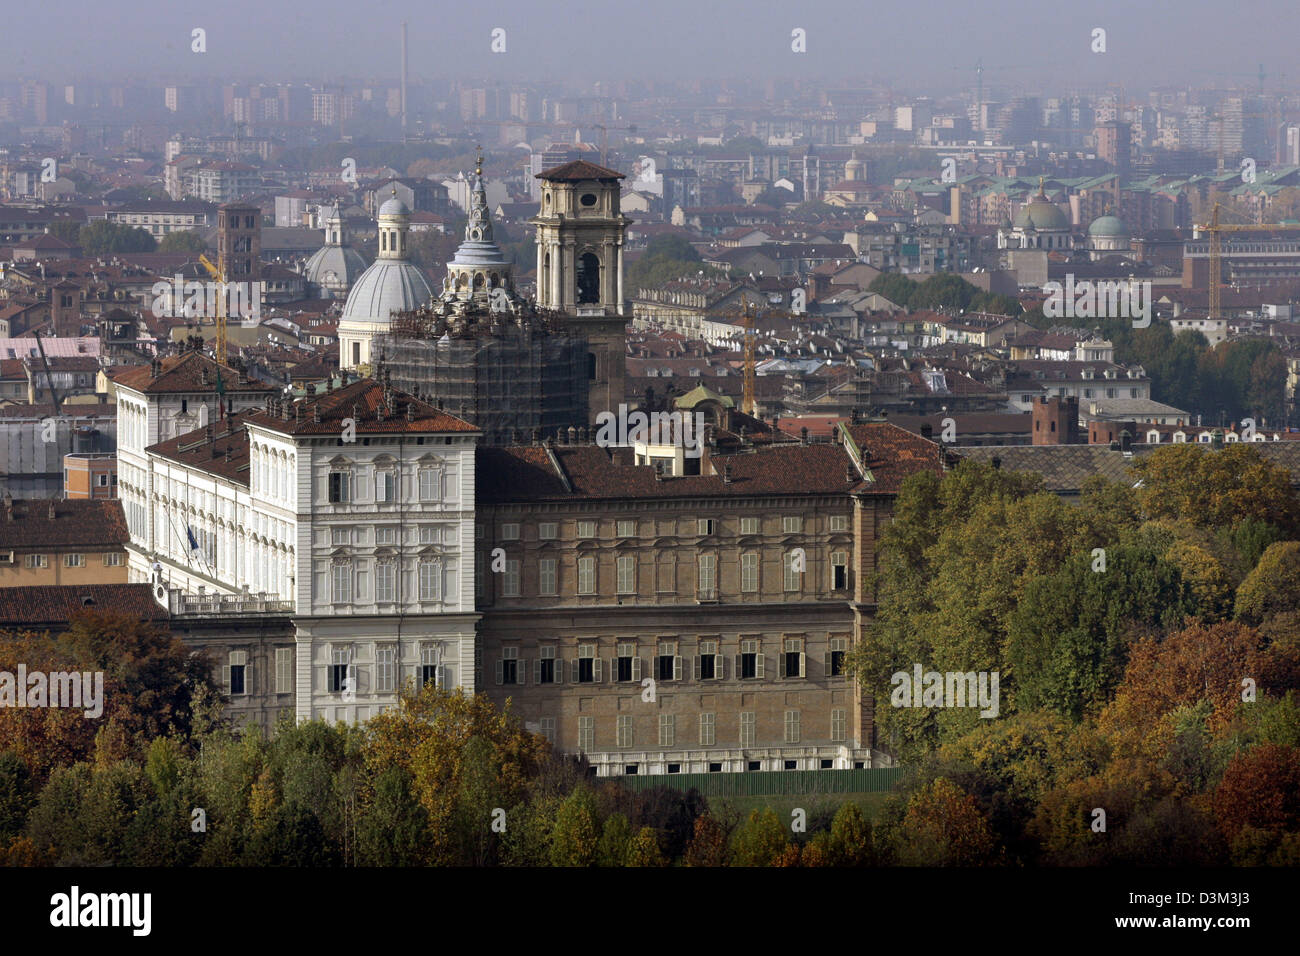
left=531, top=159, right=630, bottom=423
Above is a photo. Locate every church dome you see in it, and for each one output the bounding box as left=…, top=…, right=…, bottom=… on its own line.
left=1013, top=181, right=1069, bottom=231
left=378, top=194, right=410, bottom=217
left=341, top=261, right=433, bottom=326
left=303, top=244, right=368, bottom=296
left=1089, top=214, right=1128, bottom=237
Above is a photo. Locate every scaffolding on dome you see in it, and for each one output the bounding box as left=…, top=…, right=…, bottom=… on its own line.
left=372, top=304, right=588, bottom=446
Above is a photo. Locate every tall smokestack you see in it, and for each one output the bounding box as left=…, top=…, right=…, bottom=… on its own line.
left=401, top=22, right=408, bottom=143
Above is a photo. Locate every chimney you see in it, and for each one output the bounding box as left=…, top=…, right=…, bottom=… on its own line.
left=48, top=502, right=56, bottom=520
left=532, top=428, right=541, bottom=446
left=312, top=403, right=321, bottom=423
left=567, top=426, right=577, bottom=445
left=723, top=463, right=732, bottom=483
left=920, top=423, right=933, bottom=440
left=405, top=401, right=414, bottom=422
left=991, top=456, right=1001, bottom=470
left=845, top=464, right=856, bottom=483
left=801, top=426, right=809, bottom=445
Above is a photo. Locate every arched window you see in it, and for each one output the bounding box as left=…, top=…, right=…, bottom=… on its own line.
left=577, top=252, right=600, bottom=304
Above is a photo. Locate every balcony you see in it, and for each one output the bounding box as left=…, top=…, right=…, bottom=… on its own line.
left=170, top=590, right=294, bottom=617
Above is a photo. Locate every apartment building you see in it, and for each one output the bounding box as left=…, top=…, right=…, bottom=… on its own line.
left=0, top=497, right=129, bottom=586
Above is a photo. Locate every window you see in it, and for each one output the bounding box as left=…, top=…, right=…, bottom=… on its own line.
left=616, top=555, right=635, bottom=594
left=539, top=717, right=556, bottom=744
left=331, top=526, right=350, bottom=546
left=740, top=712, right=755, bottom=747
left=616, top=642, right=639, bottom=683
left=227, top=650, right=247, bottom=696
left=698, top=640, right=719, bottom=680
left=783, top=551, right=801, bottom=591
left=418, top=525, right=438, bottom=545
left=782, top=516, right=803, bottom=534
left=784, top=710, right=801, bottom=743
left=97, top=473, right=109, bottom=488
left=375, top=470, right=395, bottom=503
left=830, top=514, right=849, bottom=532
left=501, top=559, right=519, bottom=598
left=577, top=555, right=595, bottom=594
left=741, top=552, right=759, bottom=592
left=496, top=647, right=519, bottom=685
left=501, top=522, right=520, bottom=541
left=331, top=562, right=352, bottom=603
left=577, top=644, right=600, bottom=683
left=699, top=712, right=715, bottom=746
left=275, top=648, right=293, bottom=694
left=577, top=520, right=596, bottom=539
left=697, top=554, right=717, bottom=599
left=376, top=646, right=395, bottom=693
left=616, top=519, right=635, bottom=538
left=375, top=561, right=396, bottom=603
left=740, top=516, right=759, bottom=535
left=708, top=762, right=722, bottom=773
left=419, top=560, right=442, bottom=602
left=657, top=641, right=678, bottom=681
left=578, top=716, right=594, bottom=752
left=831, top=552, right=849, bottom=590
left=418, top=467, right=440, bottom=501
left=617, top=715, right=634, bottom=749
left=740, top=638, right=763, bottom=680
left=538, top=522, right=557, bottom=540
left=831, top=709, right=846, bottom=742
left=63, top=553, right=85, bottom=568
left=697, top=518, right=715, bottom=536
left=659, top=713, right=675, bottom=747
left=538, top=645, right=559, bottom=684
left=328, top=470, right=350, bottom=503
left=829, top=637, right=848, bottom=677
left=375, top=526, right=396, bottom=546
left=782, top=637, right=805, bottom=679
left=420, top=645, right=439, bottom=688
left=103, top=552, right=124, bottom=566
left=24, top=554, right=48, bottom=569
left=538, top=558, right=557, bottom=596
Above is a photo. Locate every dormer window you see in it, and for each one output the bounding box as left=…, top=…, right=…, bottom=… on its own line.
left=581, top=193, right=598, bottom=207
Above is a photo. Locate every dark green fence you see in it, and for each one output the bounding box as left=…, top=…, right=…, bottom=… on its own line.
left=614, top=767, right=904, bottom=797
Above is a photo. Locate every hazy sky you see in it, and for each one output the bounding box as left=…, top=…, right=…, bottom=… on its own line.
left=8, top=0, right=1299, bottom=93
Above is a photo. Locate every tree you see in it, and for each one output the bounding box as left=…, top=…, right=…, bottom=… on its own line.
left=1213, top=744, right=1300, bottom=845
left=362, top=684, right=549, bottom=864
left=682, top=813, right=728, bottom=867
left=1234, top=541, right=1300, bottom=625
left=550, top=785, right=600, bottom=867
left=867, top=272, right=918, bottom=309
left=0, top=751, right=34, bottom=842
left=157, top=230, right=208, bottom=254
left=729, top=808, right=789, bottom=866
left=625, top=826, right=667, bottom=867
left=1133, top=443, right=1300, bottom=536
left=828, top=802, right=873, bottom=866
left=596, top=812, right=631, bottom=866
left=896, top=778, right=997, bottom=865
left=78, top=220, right=157, bottom=255
left=356, top=765, right=429, bottom=866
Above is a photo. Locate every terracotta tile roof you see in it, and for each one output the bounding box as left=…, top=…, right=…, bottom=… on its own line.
left=478, top=441, right=863, bottom=504
left=841, top=423, right=946, bottom=494
left=147, top=413, right=253, bottom=485
left=0, top=498, right=128, bottom=551
left=537, top=159, right=625, bottom=182
left=0, top=584, right=166, bottom=628
left=953, top=444, right=1141, bottom=493
left=113, top=352, right=277, bottom=395
left=242, top=378, right=479, bottom=437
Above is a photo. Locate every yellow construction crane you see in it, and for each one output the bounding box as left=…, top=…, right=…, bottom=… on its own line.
left=1200, top=202, right=1300, bottom=319
left=198, top=253, right=227, bottom=366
